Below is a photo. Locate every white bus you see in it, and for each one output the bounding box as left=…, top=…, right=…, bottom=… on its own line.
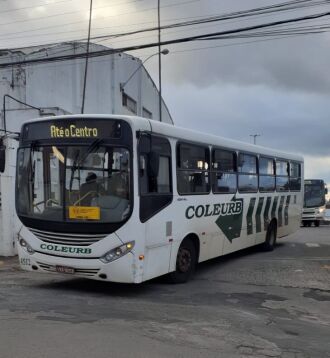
left=301, top=179, right=328, bottom=227
left=12, top=115, right=303, bottom=283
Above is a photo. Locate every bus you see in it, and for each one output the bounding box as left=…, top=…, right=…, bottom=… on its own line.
left=12, top=115, right=303, bottom=283
left=301, top=179, right=327, bottom=227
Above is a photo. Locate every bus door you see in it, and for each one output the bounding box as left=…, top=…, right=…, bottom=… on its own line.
left=138, top=134, right=173, bottom=280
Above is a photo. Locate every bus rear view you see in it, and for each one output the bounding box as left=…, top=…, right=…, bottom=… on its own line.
left=302, top=179, right=328, bottom=227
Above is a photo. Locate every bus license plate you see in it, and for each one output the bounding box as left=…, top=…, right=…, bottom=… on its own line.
left=55, top=265, right=75, bottom=274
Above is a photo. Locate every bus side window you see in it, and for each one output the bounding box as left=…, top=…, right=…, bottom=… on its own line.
left=238, top=153, right=258, bottom=193
left=289, top=162, right=301, bottom=191
left=211, top=148, right=237, bottom=194
left=259, top=157, right=275, bottom=192
left=276, top=160, right=289, bottom=191
left=176, top=142, right=210, bottom=195
left=139, top=136, right=172, bottom=195
left=138, top=134, right=172, bottom=222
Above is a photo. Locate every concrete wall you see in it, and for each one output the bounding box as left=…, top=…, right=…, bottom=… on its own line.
left=0, top=137, right=18, bottom=256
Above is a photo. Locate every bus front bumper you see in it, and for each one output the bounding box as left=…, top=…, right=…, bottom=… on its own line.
left=18, top=247, right=139, bottom=283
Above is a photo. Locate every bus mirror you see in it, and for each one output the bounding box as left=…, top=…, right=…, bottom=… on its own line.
left=0, top=144, right=6, bottom=173
left=147, top=152, right=159, bottom=177
left=325, top=188, right=328, bottom=195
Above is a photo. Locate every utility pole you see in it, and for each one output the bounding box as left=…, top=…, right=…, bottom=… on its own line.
left=158, top=0, right=162, bottom=122
left=81, top=0, right=93, bottom=114
left=250, top=134, right=260, bottom=145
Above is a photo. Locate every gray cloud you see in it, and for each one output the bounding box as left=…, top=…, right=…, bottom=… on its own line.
left=163, top=83, right=330, bottom=156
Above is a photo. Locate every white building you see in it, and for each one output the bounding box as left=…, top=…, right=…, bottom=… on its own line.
left=0, top=42, right=173, bottom=256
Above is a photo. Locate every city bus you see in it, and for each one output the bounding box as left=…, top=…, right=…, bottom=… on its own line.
left=13, top=115, right=303, bottom=283
left=301, top=179, right=328, bottom=227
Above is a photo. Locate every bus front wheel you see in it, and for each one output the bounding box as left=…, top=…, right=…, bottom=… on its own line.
left=168, top=239, right=197, bottom=284
left=314, top=221, right=320, bottom=227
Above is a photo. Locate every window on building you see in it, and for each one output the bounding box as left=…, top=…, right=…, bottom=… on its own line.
left=122, top=92, right=137, bottom=114
left=290, top=162, right=301, bottom=191
left=142, top=107, right=152, bottom=119
left=238, top=153, right=258, bottom=192
left=177, top=143, right=210, bottom=194
left=259, top=157, right=275, bottom=192
left=276, top=160, right=289, bottom=191
left=211, top=149, right=237, bottom=194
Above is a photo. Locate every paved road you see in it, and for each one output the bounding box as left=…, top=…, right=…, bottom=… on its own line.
left=0, top=228, right=329, bottom=358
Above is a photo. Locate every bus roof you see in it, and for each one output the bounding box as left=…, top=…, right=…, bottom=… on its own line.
left=22, top=114, right=304, bottom=162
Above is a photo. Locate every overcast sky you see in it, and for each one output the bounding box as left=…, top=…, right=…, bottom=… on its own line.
left=1, top=0, right=330, bottom=188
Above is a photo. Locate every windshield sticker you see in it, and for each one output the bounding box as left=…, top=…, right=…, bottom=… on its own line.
left=69, top=206, right=100, bottom=220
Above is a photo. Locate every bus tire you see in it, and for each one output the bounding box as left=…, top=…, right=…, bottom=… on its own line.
left=168, top=239, right=197, bottom=284
left=314, top=221, right=320, bottom=227
left=262, top=222, right=277, bottom=252
left=307, top=222, right=312, bottom=227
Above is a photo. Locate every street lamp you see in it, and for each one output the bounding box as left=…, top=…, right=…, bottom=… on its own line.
left=120, top=49, right=169, bottom=93
left=250, top=134, right=260, bottom=145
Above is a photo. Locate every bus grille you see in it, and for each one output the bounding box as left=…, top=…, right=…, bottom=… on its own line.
left=28, top=228, right=107, bottom=246
left=303, top=210, right=315, bottom=214
left=36, top=262, right=100, bottom=277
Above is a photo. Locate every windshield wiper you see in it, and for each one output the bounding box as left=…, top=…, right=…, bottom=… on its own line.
left=68, top=139, right=104, bottom=192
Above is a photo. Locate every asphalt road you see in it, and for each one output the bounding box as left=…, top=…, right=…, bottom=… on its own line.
left=0, top=227, right=329, bottom=358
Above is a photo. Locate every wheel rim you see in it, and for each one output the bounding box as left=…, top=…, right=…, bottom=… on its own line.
left=177, top=247, right=192, bottom=273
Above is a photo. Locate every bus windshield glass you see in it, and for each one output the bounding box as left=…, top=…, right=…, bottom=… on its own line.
left=304, top=182, right=325, bottom=208
left=16, top=145, right=131, bottom=223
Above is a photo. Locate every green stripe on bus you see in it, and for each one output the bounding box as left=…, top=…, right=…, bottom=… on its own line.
left=271, top=196, right=279, bottom=220
left=255, top=197, right=264, bottom=233
left=263, top=197, right=272, bottom=231
left=284, top=195, right=291, bottom=226
left=246, top=197, right=256, bottom=235
left=278, top=196, right=285, bottom=227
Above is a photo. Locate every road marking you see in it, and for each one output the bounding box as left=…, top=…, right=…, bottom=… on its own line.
left=305, top=243, right=320, bottom=247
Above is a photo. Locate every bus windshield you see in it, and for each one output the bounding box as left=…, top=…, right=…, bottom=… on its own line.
left=16, top=144, right=131, bottom=224
left=304, top=183, right=325, bottom=208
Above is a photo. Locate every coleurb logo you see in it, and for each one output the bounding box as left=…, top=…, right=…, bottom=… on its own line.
left=185, top=196, right=244, bottom=243
left=40, top=244, right=92, bottom=254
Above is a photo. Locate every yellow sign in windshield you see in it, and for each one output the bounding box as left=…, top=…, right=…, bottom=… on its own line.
left=69, top=206, right=100, bottom=220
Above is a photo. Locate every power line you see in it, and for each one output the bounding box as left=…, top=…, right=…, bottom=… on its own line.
left=0, top=0, right=326, bottom=43
left=0, top=0, right=199, bottom=28
left=1, top=9, right=330, bottom=68
left=0, top=0, right=74, bottom=15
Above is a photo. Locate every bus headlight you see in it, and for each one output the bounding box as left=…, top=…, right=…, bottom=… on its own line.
left=100, top=241, right=135, bottom=263
left=318, top=208, right=325, bottom=213
left=19, top=238, right=35, bottom=255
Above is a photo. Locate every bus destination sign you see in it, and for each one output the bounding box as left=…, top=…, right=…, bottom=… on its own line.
left=50, top=124, right=98, bottom=138
left=22, top=118, right=122, bottom=141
